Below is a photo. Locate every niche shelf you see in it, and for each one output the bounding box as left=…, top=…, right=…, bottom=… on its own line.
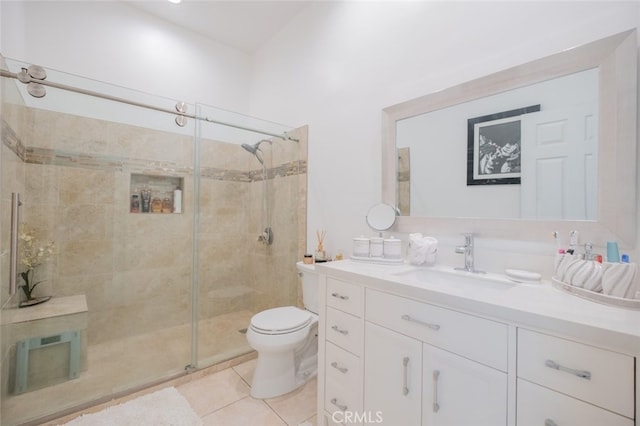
left=130, top=174, right=183, bottom=214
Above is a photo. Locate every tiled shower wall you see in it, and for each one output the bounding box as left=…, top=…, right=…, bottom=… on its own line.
left=1, top=103, right=306, bottom=347
left=197, top=128, right=307, bottom=321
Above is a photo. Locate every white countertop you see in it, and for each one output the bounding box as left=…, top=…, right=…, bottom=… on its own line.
left=315, top=260, right=640, bottom=355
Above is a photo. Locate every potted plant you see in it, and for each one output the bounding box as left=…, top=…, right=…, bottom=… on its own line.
left=18, top=224, right=56, bottom=308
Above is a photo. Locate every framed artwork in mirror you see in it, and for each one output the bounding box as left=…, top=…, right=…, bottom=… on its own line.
left=467, top=104, right=540, bottom=185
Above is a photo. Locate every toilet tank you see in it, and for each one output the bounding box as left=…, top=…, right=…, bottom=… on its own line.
left=296, top=261, right=319, bottom=314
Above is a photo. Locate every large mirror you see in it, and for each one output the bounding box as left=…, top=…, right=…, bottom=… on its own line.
left=382, top=30, right=637, bottom=246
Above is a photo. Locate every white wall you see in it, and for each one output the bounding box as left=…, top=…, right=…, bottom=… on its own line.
left=0, top=1, right=252, bottom=113
left=250, top=1, right=640, bottom=276
left=1, top=1, right=639, bottom=277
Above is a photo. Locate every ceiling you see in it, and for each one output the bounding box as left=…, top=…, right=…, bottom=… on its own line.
left=125, top=1, right=310, bottom=53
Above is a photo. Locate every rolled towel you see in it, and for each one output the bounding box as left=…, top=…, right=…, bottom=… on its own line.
left=408, top=234, right=438, bottom=266
left=408, top=233, right=426, bottom=265
left=423, top=236, right=438, bottom=266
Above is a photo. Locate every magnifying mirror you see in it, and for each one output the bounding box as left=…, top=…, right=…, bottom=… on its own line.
left=366, top=203, right=398, bottom=233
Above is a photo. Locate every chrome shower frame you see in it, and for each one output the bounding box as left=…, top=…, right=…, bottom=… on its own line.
left=0, top=66, right=299, bottom=141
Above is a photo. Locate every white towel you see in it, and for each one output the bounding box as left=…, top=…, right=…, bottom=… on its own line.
left=408, top=234, right=438, bottom=265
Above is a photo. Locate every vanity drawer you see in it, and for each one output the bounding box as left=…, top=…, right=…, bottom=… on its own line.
left=365, top=289, right=507, bottom=371
left=325, top=376, right=363, bottom=425
left=327, top=277, right=363, bottom=317
left=322, top=411, right=346, bottom=426
left=518, top=328, right=634, bottom=418
left=517, top=378, right=633, bottom=426
left=325, top=341, right=362, bottom=393
left=326, top=307, right=363, bottom=356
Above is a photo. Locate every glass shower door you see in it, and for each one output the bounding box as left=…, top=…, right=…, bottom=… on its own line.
left=0, top=59, right=195, bottom=425
left=194, top=103, right=305, bottom=369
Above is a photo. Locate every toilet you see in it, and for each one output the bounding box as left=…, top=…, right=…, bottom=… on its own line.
left=246, top=262, right=319, bottom=399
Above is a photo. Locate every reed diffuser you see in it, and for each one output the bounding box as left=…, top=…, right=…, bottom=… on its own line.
left=315, top=229, right=327, bottom=262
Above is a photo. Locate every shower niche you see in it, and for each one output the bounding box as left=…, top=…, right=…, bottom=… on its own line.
left=130, top=174, right=183, bottom=214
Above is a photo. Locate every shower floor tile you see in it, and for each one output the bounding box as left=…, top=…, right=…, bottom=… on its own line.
left=6, top=310, right=256, bottom=426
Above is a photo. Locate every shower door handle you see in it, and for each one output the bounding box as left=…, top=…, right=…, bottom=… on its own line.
left=9, top=193, right=22, bottom=295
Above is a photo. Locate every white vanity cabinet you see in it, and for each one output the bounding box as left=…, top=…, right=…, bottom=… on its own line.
left=316, top=261, right=638, bottom=426
left=321, top=277, right=365, bottom=426
left=364, top=321, right=422, bottom=425
left=422, top=344, right=508, bottom=426
left=517, top=328, right=635, bottom=426
left=364, top=288, right=508, bottom=426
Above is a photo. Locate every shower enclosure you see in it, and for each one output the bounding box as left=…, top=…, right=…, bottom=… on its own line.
left=0, top=57, right=307, bottom=425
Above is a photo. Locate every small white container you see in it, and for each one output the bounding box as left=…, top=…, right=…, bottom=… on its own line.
left=370, top=237, right=384, bottom=257
left=383, top=237, right=402, bottom=259
left=173, top=187, right=182, bottom=214
left=353, top=237, right=370, bottom=257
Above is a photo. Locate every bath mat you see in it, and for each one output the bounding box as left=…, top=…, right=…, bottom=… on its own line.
left=63, top=387, right=202, bottom=426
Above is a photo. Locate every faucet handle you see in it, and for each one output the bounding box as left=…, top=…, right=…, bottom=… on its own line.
left=461, top=232, right=474, bottom=244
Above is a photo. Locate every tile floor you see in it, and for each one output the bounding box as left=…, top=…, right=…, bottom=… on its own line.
left=47, top=356, right=318, bottom=426
left=177, top=357, right=318, bottom=426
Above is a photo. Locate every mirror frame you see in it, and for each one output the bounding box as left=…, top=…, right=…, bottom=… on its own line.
left=382, top=30, right=637, bottom=247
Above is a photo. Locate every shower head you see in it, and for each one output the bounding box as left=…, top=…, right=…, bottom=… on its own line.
left=241, top=142, right=263, bottom=164
left=241, top=140, right=272, bottom=165
left=241, top=143, right=259, bottom=155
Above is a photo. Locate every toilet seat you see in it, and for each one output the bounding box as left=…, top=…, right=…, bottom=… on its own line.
left=250, top=306, right=312, bottom=335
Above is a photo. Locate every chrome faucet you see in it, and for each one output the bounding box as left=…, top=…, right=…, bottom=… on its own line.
left=454, top=233, right=484, bottom=273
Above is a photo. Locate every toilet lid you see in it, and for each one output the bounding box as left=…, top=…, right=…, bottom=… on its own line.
left=250, top=306, right=312, bottom=335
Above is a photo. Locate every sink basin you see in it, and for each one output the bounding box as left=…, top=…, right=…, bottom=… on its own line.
left=391, top=265, right=519, bottom=289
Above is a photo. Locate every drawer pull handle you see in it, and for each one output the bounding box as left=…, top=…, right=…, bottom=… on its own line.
left=402, top=357, right=409, bottom=396
left=330, top=398, right=348, bottom=411
left=331, top=361, right=348, bottom=374
left=331, top=292, right=349, bottom=300
left=331, top=325, right=349, bottom=335
left=432, top=370, right=441, bottom=413
left=545, top=359, right=591, bottom=380
left=401, top=314, right=441, bottom=331
left=544, top=420, right=558, bottom=426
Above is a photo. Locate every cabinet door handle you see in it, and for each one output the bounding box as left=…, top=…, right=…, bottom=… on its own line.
left=331, top=361, right=348, bottom=374
left=331, top=292, right=349, bottom=300
left=432, top=370, right=440, bottom=412
left=331, top=325, right=349, bottom=335
left=402, top=357, right=409, bottom=396
left=544, top=420, right=558, bottom=426
left=545, top=359, right=591, bottom=380
left=330, top=398, right=347, bottom=411
left=401, top=314, right=441, bottom=331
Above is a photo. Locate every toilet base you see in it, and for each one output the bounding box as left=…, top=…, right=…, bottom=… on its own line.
left=247, top=313, right=318, bottom=399
left=250, top=350, right=299, bottom=399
